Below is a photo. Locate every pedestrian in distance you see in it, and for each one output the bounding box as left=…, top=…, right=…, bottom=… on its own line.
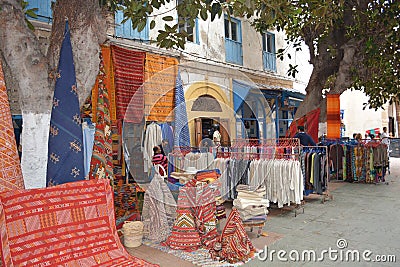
left=294, top=126, right=316, bottom=146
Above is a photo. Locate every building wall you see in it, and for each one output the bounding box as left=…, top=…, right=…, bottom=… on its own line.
left=340, top=90, right=388, bottom=138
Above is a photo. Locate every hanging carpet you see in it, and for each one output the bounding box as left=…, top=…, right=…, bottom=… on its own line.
left=112, top=45, right=145, bottom=123
left=144, top=54, right=178, bottom=122
left=0, top=179, right=157, bottom=266
left=89, top=50, right=114, bottom=182
left=0, top=61, right=24, bottom=192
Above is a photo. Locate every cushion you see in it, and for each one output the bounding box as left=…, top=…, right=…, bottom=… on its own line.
left=0, top=179, right=157, bottom=266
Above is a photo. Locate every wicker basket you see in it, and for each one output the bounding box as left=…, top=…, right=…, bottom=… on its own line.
left=121, top=221, right=144, bottom=248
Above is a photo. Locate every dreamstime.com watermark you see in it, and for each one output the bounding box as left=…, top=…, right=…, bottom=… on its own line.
left=258, top=239, right=397, bottom=263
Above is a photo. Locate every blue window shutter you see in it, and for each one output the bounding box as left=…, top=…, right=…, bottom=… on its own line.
left=115, top=9, right=149, bottom=40
left=224, top=16, right=243, bottom=65
left=195, top=18, right=200, bottom=44
left=26, top=0, right=54, bottom=23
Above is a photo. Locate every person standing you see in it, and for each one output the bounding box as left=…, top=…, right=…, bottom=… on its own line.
left=381, top=127, right=390, bottom=146
left=212, top=124, right=222, bottom=146
left=152, top=145, right=168, bottom=176
left=294, top=126, right=316, bottom=146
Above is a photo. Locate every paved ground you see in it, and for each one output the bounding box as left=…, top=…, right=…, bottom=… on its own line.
left=128, top=158, right=400, bottom=266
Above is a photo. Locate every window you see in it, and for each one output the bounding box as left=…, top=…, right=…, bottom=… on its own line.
left=26, top=0, right=55, bottom=23
left=224, top=16, right=243, bottom=65
left=177, top=0, right=199, bottom=43
left=262, top=32, right=276, bottom=72
left=115, top=8, right=149, bottom=41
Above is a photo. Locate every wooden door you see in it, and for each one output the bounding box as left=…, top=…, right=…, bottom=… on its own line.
left=220, top=119, right=231, bottom=147
left=195, top=118, right=202, bottom=147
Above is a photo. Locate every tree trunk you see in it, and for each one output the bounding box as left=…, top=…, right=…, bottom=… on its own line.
left=396, top=101, right=400, bottom=138
left=0, top=0, right=106, bottom=188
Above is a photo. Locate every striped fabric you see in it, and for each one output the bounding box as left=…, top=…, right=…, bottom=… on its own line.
left=326, top=94, right=341, bottom=139
left=144, top=54, right=178, bottom=122
left=0, top=179, right=157, bottom=266
left=46, top=21, right=85, bottom=186
left=218, top=208, right=256, bottom=263
left=0, top=62, right=24, bottom=192
left=173, top=70, right=191, bottom=148
left=89, top=51, right=114, bottom=182
left=112, top=45, right=145, bottom=123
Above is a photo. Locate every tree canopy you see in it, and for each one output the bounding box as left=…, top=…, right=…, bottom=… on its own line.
left=109, top=0, right=399, bottom=116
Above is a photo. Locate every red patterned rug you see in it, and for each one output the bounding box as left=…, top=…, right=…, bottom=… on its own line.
left=0, top=179, right=157, bottom=266
left=0, top=62, right=24, bottom=192
left=111, top=45, right=145, bottom=123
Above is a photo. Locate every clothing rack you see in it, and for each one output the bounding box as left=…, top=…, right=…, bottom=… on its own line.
left=320, top=139, right=389, bottom=184
left=301, top=146, right=333, bottom=203
left=215, top=138, right=305, bottom=217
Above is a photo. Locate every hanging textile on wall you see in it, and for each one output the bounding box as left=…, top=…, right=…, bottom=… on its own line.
left=101, top=46, right=117, bottom=123
left=174, top=70, right=191, bottom=148
left=0, top=62, right=24, bottom=192
left=112, top=45, right=145, bottom=122
left=89, top=51, right=114, bottom=182
left=144, top=54, right=178, bottom=122
left=326, top=94, right=341, bottom=139
left=46, top=21, right=84, bottom=186
left=286, top=108, right=320, bottom=143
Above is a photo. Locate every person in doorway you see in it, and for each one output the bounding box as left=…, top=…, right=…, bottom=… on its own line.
left=294, top=126, right=316, bottom=146
left=381, top=127, right=390, bottom=146
left=152, top=145, right=168, bottom=176
left=212, top=124, right=222, bottom=146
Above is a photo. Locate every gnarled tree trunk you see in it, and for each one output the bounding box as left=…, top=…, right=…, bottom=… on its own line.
left=0, top=0, right=106, bottom=188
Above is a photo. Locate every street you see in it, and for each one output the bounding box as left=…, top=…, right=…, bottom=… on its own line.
left=246, top=158, right=400, bottom=267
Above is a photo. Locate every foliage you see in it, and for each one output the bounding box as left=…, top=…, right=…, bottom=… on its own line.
left=101, top=0, right=399, bottom=109
left=21, top=0, right=38, bottom=30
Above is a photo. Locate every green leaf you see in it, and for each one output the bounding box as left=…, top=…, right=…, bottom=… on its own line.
left=150, top=20, right=156, bottom=30
left=200, top=8, right=208, bottom=21
left=163, top=16, right=174, bottom=21
left=137, top=20, right=146, bottom=32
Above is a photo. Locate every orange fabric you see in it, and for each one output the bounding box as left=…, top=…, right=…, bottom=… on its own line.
left=0, top=63, right=24, bottom=192
left=101, top=45, right=117, bottom=124
left=144, top=54, right=178, bottom=122
left=326, top=94, right=341, bottom=139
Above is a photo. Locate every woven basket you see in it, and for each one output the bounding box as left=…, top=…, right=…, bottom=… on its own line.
left=121, top=221, right=144, bottom=248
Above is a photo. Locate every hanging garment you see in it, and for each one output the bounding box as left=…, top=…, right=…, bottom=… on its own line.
left=142, top=172, right=177, bottom=243
left=160, top=123, right=174, bottom=154
left=46, top=21, right=84, bottom=186
left=144, top=123, right=163, bottom=172
left=0, top=62, right=24, bottom=192
left=82, top=121, right=96, bottom=178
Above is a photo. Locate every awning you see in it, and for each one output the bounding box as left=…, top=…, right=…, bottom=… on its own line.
left=233, top=79, right=254, bottom=112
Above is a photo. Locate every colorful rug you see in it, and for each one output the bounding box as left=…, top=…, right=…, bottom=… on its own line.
left=46, top=21, right=85, bottom=186
left=143, top=240, right=258, bottom=267
left=144, top=54, right=178, bottom=122
left=112, top=45, right=145, bottom=123
left=89, top=50, right=114, bottom=182
left=0, top=61, right=24, bottom=192
left=0, top=179, right=157, bottom=266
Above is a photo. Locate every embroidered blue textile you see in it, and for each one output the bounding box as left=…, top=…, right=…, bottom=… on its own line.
left=173, top=70, right=190, bottom=148
left=46, top=21, right=84, bottom=186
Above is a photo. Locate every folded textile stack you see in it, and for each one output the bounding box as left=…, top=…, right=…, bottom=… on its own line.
left=169, top=172, right=196, bottom=184
left=215, top=196, right=226, bottom=220
left=233, top=185, right=269, bottom=222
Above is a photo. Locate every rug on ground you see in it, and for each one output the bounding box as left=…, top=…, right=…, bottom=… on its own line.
left=0, top=179, right=157, bottom=267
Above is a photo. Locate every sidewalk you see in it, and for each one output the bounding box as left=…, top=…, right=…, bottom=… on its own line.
left=127, top=159, right=400, bottom=266
left=246, top=158, right=400, bottom=266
